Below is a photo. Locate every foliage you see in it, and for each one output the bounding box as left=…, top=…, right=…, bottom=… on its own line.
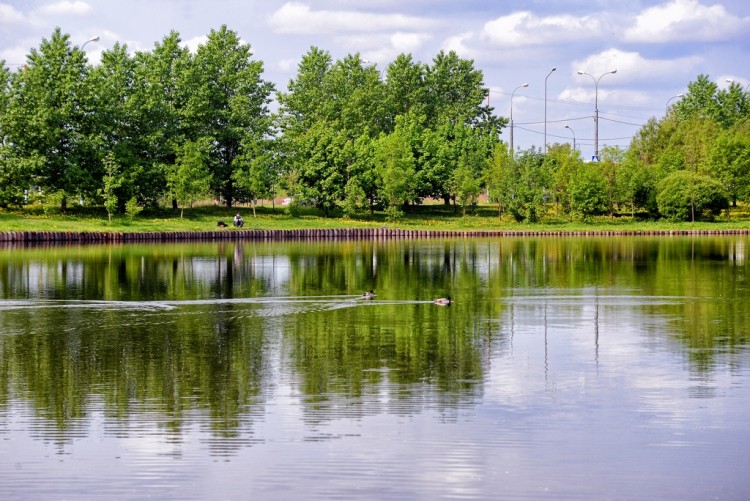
left=167, top=139, right=212, bottom=218
left=125, top=196, right=143, bottom=220
left=100, top=153, right=122, bottom=223
left=1, top=29, right=749, bottom=225
left=374, top=127, right=417, bottom=221
left=656, top=171, right=729, bottom=221
left=502, top=148, right=549, bottom=223
left=569, top=162, right=608, bottom=220
left=185, top=25, right=274, bottom=208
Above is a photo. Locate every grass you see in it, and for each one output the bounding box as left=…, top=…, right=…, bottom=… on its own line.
left=1, top=201, right=750, bottom=234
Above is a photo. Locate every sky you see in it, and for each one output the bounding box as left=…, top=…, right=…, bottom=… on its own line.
left=2, top=0, right=749, bottom=159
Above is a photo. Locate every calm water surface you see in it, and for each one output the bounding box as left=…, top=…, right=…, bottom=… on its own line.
left=0, top=236, right=748, bottom=500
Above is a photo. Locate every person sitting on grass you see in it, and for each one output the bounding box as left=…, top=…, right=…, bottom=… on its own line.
left=233, top=213, right=244, bottom=228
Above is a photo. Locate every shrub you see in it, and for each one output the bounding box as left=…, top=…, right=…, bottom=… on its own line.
left=656, top=171, right=728, bottom=221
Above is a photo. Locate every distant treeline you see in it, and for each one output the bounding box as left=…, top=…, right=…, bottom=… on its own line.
left=1, top=27, right=749, bottom=222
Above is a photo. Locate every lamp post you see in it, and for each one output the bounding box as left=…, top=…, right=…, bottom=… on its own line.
left=509, top=82, right=528, bottom=156
left=578, top=69, right=617, bottom=159
left=544, top=67, right=556, bottom=153
left=564, top=125, right=576, bottom=151
left=665, top=93, right=683, bottom=113
left=81, top=35, right=99, bottom=51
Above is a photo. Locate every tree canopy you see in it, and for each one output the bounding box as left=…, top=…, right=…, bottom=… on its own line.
left=1, top=29, right=749, bottom=223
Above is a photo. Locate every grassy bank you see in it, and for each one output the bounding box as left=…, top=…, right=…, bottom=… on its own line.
left=2, top=202, right=750, bottom=234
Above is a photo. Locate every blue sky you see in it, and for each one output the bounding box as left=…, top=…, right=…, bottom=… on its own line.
left=2, top=0, right=749, bottom=158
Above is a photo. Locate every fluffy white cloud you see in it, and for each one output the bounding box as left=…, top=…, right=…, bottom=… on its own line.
left=183, top=35, right=208, bottom=54
left=346, top=32, right=431, bottom=67
left=268, top=1, right=438, bottom=35
left=481, top=11, right=609, bottom=46
left=0, top=3, right=25, bottom=25
left=441, top=32, right=477, bottom=59
left=573, top=48, right=702, bottom=83
left=623, top=0, right=750, bottom=43
left=34, top=1, right=92, bottom=17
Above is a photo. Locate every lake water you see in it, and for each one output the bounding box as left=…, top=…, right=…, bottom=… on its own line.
left=0, top=236, right=748, bottom=500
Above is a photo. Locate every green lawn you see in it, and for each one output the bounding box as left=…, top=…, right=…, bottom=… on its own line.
left=1, top=201, right=749, bottom=234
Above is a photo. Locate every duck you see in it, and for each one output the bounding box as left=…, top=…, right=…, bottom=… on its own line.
left=362, top=290, right=376, bottom=299
left=433, top=296, right=451, bottom=306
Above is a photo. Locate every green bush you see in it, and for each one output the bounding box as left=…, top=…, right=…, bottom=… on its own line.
left=656, top=171, right=728, bottom=221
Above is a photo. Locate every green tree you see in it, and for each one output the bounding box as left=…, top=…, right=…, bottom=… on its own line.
left=707, top=125, right=750, bottom=214
left=131, top=31, right=192, bottom=208
left=599, top=146, right=625, bottom=217
left=4, top=28, right=96, bottom=209
left=374, top=128, right=418, bottom=221
left=504, top=148, right=549, bottom=223
left=483, top=142, right=515, bottom=216
left=167, top=139, right=212, bottom=218
left=424, top=50, right=487, bottom=128
left=185, top=25, right=274, bottom=208
left=673, top=74, right=720, bottom=123
left=383, top=54, right=428, bottom=129
left=545, top=143, right=582, bottom=217
left=89, top=43, right=140, bottom=211
left=100, top=153, right=123, bottom=223
left=569, top=162, right=607, bottom=220
left=232, top=138, right=278, bottom=217
left=656, top=171, right=728, bottom=222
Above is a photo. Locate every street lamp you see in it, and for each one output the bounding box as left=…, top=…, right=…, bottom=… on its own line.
left=509, top=82, right=529, bottom=156
left=81, top=35, right=100, bottom=51
left=564, top=125, right=576, bottom=151
left=544, top=67, right=556, bottom=153
left=578, top=69, right=617, bottom=159
left=665, top=93, right=683, bottom=113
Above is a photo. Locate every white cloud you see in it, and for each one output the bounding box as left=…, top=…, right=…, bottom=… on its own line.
left=441, top=32, right=477, bottom=58
left=391, top=32, right=430, bottom=54
left=278, top=58, right=298, bottom=72
left=183, top=35, right=208, bottom=54
left=573, top=48, right=703, bottom=84
left=34, top=1, right=92, bottom=17
left=0, top=3, right=25, bottom=25
left=623, top=0, right=750, bottom=43
left=268, top=1, right=438, bottom=35
left=481, top=11, right=609, bottom=47
left=335, top=31, right=431, bottom=66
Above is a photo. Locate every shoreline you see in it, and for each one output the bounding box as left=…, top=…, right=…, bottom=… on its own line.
left=2, top=227, right=750, bottom=244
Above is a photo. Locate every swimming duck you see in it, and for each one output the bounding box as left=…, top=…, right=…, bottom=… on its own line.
left=362, top=290, right=376, bottom=299
left=433, top=296, right=451, bottom=306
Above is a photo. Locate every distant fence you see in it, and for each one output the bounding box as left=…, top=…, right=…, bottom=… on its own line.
left=1, top=228, right=749, bottom=244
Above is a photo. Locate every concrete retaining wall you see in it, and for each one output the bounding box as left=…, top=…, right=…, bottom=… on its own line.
left=1, top=228, right=749, bottom=243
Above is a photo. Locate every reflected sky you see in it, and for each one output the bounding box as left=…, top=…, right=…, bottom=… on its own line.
left=1, top=236, right=749, bottom=499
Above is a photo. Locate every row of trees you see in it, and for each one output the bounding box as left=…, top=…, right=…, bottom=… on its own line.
left=1, top=27, right=749, bottom=221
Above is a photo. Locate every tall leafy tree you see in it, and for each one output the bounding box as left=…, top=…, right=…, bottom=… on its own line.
left=0, top=62, right=33, bottom=207
left=569, top=162, right=607, bottom=220
left=383, top=54, right=428, bottom=130
left=505, top=148, right=550, bottom=222
left=483, top=142, right=515, bottom=216
left=132, top=31, right=192, bottom=207
left=89, top=43, right=140, bottom=210
left=167, top=139, right=212, bottom=218
left=185, top=25, right=274, bottom=207
left=545, top=143, right=583, bottom=217
left=374, top=127, right=418, bottom=221
left=707, top=125, right=750, bottom=212
left=673, top=74, right=720, bottom=123
left=4, top=28, right=96, bottom=209
left=232, top=138, right=279, bottom=217
left=424, top=50, right=487, bottom=128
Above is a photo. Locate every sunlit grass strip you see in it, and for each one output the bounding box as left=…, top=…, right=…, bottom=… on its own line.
left=1, top=202, right=749, bottom=235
